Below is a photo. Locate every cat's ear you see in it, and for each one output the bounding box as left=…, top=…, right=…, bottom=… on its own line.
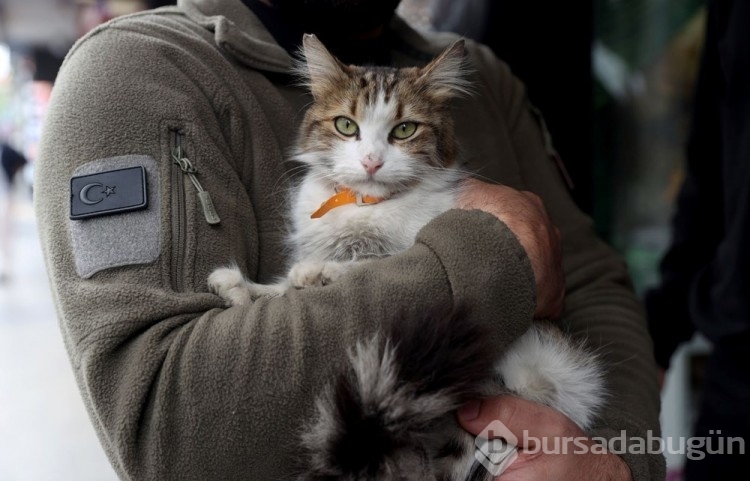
left=297, top=34, right=348, bottom=99
left=419, top=39, right=472, bottom=98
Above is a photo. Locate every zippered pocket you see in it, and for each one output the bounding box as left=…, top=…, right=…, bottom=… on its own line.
left=169, top=128, right=222, bottom=291
left=171, top=137, right=221, bottom=227
left=170, top=128, right=188, bottom=292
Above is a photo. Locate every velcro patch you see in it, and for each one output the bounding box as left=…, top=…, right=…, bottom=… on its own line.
left=69, top=155, right=160, bottom=278
left=70, top=166, right=147, bottom=219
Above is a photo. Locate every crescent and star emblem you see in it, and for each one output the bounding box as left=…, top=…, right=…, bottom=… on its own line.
left=80, top=183, right=116, bottom=205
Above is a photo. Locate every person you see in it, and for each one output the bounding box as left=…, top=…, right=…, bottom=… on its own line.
left=35, top=0, right=663, bottom=479
left=431, top=0, right=594, bottom=213
left=645, top=0, right=750, bottom=478
left=0, top=140, right=28, bottom=282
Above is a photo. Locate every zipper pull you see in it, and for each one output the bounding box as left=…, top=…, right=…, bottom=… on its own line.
left=172, top=147, right=221, bottom=225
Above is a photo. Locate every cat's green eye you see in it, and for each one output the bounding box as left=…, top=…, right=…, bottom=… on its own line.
left=334, top=117, right=359, bottom=137
left=391, top=122, right=417, bottom=140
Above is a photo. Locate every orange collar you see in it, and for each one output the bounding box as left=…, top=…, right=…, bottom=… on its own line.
left=311, top=187, right=385, bottom=218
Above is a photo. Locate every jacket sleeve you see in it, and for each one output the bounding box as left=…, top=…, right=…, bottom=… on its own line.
left=470, top=44, right=666, bottom=480
left=34, top=18, right=535, bottom=481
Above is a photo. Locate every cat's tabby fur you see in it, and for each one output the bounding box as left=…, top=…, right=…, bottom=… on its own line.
left=209, top=35, right=606, bottom=480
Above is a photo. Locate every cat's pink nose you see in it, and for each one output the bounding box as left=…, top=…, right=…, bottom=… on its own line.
left=361, top=155, right=384, bottom=176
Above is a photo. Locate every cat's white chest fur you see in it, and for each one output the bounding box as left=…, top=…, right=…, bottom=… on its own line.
left=290, top=171, right=462, bottom=262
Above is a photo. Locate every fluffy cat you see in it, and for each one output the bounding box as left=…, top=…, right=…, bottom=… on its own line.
left=208, top=34, right=606, bottom=480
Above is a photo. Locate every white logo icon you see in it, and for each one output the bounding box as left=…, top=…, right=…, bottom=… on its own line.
left=474, top=420, right=519, bottom=476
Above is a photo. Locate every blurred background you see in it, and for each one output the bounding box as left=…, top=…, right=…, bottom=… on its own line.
left=0, top=0, right=710, bottom=480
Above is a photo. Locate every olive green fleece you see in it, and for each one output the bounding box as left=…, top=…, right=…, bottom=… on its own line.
left=34, top=0, right=664, bottom=479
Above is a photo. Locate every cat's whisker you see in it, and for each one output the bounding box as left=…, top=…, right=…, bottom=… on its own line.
left=272, top=161, right=338, bottom=198
left=283, top=164, right=310, bottom=175
left=420, top=164, right=502, bottom=186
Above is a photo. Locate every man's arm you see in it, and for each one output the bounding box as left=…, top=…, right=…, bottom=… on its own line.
left=466, top=43, right=666, bottom=480
left=36, top=16, right=536, bottom=480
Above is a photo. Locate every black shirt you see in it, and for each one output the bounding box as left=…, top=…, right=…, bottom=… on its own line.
left=241, top=0, right=397, bottom=66
left=647, top=0, right=750, bottom=368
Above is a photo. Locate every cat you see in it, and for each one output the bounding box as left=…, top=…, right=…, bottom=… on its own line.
left=208, top=34, right=606, bottom=480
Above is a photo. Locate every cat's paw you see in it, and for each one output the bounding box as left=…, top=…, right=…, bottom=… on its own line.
left=208, top=267, right=253, bottom=306
left=288, top=261, right=350, bottom=289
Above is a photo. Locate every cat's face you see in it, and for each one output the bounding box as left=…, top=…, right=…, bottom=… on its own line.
left=295, top=35, right=470, bottom=198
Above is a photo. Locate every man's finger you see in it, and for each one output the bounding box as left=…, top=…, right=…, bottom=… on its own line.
left=457, top=395, right=571, bottom=442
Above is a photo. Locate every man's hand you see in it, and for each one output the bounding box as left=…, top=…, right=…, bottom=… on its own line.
left=458, top=396, right=632, bottom=481
left=457, top=179, right=564, bottom=319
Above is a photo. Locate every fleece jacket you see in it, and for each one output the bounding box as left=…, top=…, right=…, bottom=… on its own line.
left=34, top=0, right=665, bottom=479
